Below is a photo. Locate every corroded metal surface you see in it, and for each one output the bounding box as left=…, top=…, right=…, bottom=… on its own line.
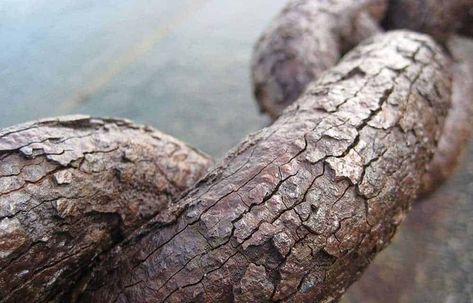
left=344, top=140, right=473, bottom=303
left=343, top=34, right=473, bottom=303
left=0, top=116, right=211, bottom=302
left=384, top=0, right=473, bottom=42
left=0, top=1, right=472, bottom=301
left=77, top=31, right=452, bottom=302
left=251, top=0, right=387, bottom=119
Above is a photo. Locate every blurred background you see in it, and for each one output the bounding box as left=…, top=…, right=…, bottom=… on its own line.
left=1, top=1, right=472, bottom=302
left=0, top=0, right=283, bottom=156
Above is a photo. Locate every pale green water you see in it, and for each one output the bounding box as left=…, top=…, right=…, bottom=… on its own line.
left=0, top=0, right=285, bottom=156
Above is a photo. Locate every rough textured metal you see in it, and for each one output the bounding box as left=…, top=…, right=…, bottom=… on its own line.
left=0, top=116, right=212, bottom=302
left=251, top=0, right=387, bottom=119
left=343, top=34, right=473, bottom=303
left=251, top=0, right=472, bottom=121
left=384, top=0, right=473, bottom=42
left=251, top=0, right=473, bottom=197
left=76, top=31, right=452, bottom=303
left=419, top=36, right=473, bottom=195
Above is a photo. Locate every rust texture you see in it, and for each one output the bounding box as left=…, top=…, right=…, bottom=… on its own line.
left=251, top=0, right=473, bottom=196
left=251, top=0, right=472, bottom=120
left=76, top=31, right=452, bottom=302
left=0, top=116, right=211, bottom=302
left=342, top=35, right=473, bottom=302
left=383, top=0, right=473, bottom=42
left=344, top=141, right=473, bottom=303
left=420, top=36, right=473, bottom=195
left=251, top=0, right=388, bottom=119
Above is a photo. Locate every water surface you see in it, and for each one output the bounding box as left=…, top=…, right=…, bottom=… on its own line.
left=0, top=0, right=286, bottom=156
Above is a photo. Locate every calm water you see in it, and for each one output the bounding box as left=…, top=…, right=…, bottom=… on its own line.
left=0, top=0, right=285, bottom=156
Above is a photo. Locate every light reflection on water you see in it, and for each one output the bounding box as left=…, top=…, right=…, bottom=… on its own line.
left=0, top=0, right=285, bottom=156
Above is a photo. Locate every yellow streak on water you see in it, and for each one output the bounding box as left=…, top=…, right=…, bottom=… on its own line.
left=58, top=0, right=208, bottom=114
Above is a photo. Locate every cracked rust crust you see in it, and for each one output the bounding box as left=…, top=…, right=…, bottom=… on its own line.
left=251, top=0, right=473, bottom=197
left=251, top=0, right=388, bottom=119
left=251, top=0, right=472, bottom=121
left=383, top=0, right=473, bottom=42
left=0, top=115, right=212, bottom=302
left=344, top=35, right=473, bottom=303
left=77, top=31, right=452, bottom=302
left=420, top=36, right=473, bottom=195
